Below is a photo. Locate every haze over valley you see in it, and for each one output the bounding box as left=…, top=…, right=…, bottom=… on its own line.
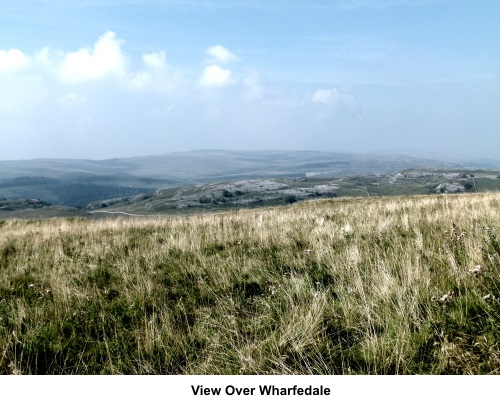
left=1, top=150, right=499, bottom=219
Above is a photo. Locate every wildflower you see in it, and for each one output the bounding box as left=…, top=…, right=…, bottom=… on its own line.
left=437, top=291, right=453, bottom=304
left=467, top=265, right=482, bottom=275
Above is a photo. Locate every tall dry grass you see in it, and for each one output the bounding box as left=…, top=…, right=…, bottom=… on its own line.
left=0, top=193, right=499, bottom=374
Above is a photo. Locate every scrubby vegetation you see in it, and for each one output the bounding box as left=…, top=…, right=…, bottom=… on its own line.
left=0, top=193, right=499, bottom=374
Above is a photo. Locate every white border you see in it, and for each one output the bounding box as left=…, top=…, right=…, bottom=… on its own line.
left=1, top=375, right=498, bottom=405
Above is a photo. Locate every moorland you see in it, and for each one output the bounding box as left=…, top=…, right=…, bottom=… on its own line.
left=0, top=192, right=498, bottom=374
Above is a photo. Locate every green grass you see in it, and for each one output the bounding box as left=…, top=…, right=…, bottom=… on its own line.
left=0, top=193, right=499, bottom=374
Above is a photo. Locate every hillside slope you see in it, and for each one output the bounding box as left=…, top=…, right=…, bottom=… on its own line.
left=1, top=193, right=498, bottom=374
left=0, top=150, right=465, bottom=206
left=86, top=169, right=500, bottom=216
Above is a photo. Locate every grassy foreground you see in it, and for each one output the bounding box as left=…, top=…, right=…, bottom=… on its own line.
left=0, top=193, right=499, bottom=374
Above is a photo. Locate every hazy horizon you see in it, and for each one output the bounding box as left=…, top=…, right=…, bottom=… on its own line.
left=1, top=1, right=499, bottom=161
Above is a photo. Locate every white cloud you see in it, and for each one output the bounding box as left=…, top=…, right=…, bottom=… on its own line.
left=313, top=88, right=336, bottom=105
left=58, top=31, right=126, bottom=82
left=312, top=88, right=355, bottom=107
left=143, top=51, right=167, bottom=70
left=199, top=65, right=233, bottom=87
left=311, top=88, right=360, bottom=120
left=128, top=51, right=185, bottom=91
left=129, top=71, right=152, bottom=89
left=0, top=49, right=30, bottom=72
left=34, top=47, right=51, bottom=67
left=127, top=52, right=166, bottom=90
left=206, top=45, right=238, bottom=64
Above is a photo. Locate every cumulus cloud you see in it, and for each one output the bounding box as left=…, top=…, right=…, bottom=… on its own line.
left=143, top=51, right=167, bottom=70
left=0, top=49, right=30, bottom=72
left=58, top=31, right=126, bottom=82
left=206, top=45, right=238, bottom=64
left=127, top=51, right=185, bottom=92
left=34, top=47, right=51, bottom=68
left=127, top=52, right=166, bottom=90
left=312, top=88, right=355, bottom=108
left=313, top=88, right=337, bottom=105
left=129, top=71, right=152, bottom=90
left=199, top=65, right=233, bottom=87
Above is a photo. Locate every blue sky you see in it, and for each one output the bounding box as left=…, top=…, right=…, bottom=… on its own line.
left=1, top=0, right=499, bottom=160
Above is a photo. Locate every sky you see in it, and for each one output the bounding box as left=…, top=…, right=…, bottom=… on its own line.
left=0, top=0, right=499, bottom=161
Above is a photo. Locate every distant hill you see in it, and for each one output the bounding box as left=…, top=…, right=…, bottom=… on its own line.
left=84, top=169, right=500, bottom=217
left=0, top=149, right=482, bottom=207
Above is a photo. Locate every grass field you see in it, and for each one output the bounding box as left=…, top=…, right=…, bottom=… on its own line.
left=0, top=193, right=499, bottom=374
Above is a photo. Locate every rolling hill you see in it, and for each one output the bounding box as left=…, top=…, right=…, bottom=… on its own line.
left=0, top=149, right=470, bottom=208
